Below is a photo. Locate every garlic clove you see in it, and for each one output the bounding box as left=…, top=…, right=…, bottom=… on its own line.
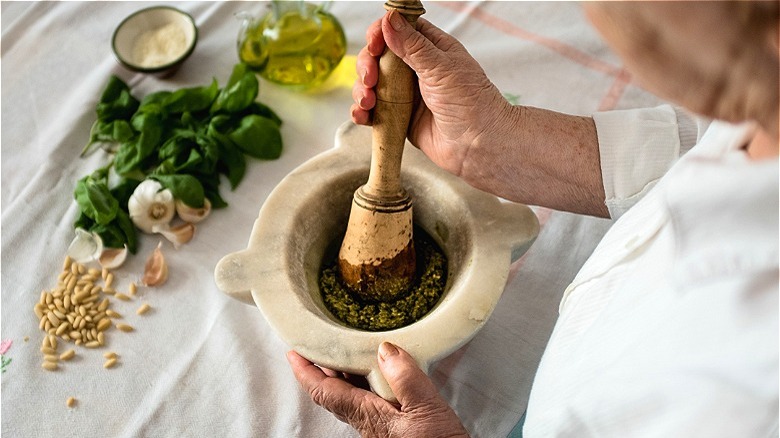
left=152, top=222, right=195, bottom=249
left=176, top=198, right=211, bottom=224
left=66, top=228, right=103, bottom=264
left=143, top=242, right=168, bottom=287
left=128, top=179, right=176, bottom=234
left=99, top=245, right=129, bottom=269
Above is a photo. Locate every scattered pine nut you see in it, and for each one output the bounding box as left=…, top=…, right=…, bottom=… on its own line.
left=66, top=396, right=76, bottom=408
left=103, top=358, right=117, bottom=369
left=114, top=293, right=131, bottom=301
left=41, top=361, right=58, bottom=371
left=103, top=351, right=117, bottom=360
left=63, top=256, right=73, bottom=272
left=116, top=323, right=134, bottom=333
left=85, top=340, right=101, bottom=348
left=129, top=282, right=138, bottom=296
left=105, top=273, right=114, bottom=289
left=106, top=310, right=122, bottom=318
left=60, top=349, right=75, bottom=361
left=136, top=303, right=151, bottom=315
left=97, top=318, right=111, bottom=332
left=40, top=346, right=56, bottom=355
left=43, top=354, right=59, bottom=363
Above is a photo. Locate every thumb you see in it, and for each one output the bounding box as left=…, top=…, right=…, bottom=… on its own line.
left=377, top=342, right=441, bottom=409
left=381, top=9, right=445, bottom=76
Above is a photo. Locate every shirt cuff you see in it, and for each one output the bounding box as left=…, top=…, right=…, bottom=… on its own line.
left=594, top=104, right=682, bottom=219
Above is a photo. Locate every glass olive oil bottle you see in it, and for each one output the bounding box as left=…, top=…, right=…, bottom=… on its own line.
left=238, top=1, right=347, bottom=89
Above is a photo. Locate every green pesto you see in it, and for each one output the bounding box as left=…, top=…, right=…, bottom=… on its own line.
left=320, top=228, right=447, bottom=331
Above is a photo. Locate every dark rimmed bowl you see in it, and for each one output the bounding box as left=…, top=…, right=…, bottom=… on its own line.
left=112, top=6, right=197, bottom=75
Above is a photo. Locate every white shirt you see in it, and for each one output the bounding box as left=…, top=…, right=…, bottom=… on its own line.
left=524, top=107, right=779, bottom=437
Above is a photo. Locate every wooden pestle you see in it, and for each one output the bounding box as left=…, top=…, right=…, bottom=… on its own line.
left=338, top=0, right=426, bottom=302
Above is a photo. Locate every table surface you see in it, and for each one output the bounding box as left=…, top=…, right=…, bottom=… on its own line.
left=1, top=2, right=667, bottom=437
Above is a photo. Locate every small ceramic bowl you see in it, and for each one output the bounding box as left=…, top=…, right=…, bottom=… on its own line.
left=112, top=6, right=197, bottom=74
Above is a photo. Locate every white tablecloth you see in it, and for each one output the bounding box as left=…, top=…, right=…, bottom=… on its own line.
left=1, top=2, right=667, bottom=437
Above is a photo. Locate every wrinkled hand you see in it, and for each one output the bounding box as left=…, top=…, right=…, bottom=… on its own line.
left=351, top=10, right=513, bottom=178
left=287, top=342, right=469, bottom=438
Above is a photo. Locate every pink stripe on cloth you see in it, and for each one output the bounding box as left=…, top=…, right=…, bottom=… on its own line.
left=598, top=68, right=633, bottom=111
left=439, top=2, right=623, bottom=78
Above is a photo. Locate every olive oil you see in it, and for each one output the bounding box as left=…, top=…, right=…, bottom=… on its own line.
left=238, top=2, right=346, bottom=89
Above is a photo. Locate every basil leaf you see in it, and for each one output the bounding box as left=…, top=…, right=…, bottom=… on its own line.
left=150, top=174, right=205, bottom=208
left=246, top=102, right=282, bottom=126
left=210, top=63, right=259, bottom=114
left=115, top=209, right=138, bottom=253
left=207, top=118, right=246, bottom=189
left=74, top=177, right=119, bottom=225
left=96, top=76, right=139, bottom=121
left=227, top=114, right=283, bottom=159
left=162, top=79, right=219, bottom=114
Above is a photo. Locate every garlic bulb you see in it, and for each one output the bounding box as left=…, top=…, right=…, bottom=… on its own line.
left=176, top=198, right=211, bottom=223
left=128, top=179, right=175, bottom=233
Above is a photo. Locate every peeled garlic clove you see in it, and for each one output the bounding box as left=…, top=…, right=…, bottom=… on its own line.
left=66, top=228, right=103, bottom=264
left=128, top=179, right=176, bottom=234
left=176, top=198, right=211, bottom=224
left=143, top=242, right=168, bottom=287
left=99, top=245, right=128, bottom=269
left=152, top=223, right=195, bottom=249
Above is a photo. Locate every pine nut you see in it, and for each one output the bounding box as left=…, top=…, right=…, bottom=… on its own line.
left=98, top=299, right=109, bottom=312
left=66, top=396, right=76, bottom=408
left=46, top=312, right=60, bottom=327
left=69, top=331, right=82, bottom=339
left=60, top=349, right=75, bottom=361
left=63, top=295, right=71, bottom=310
left=114, top=293, right=130, bottom=301
left=106, top=310, right=122, bottom=318
left=116, top=323, right=134, bottom=332
left=71, top=263, right=79, bottom=275
left=97, top=318, right=111, bottom=332
left=97, top=332, right=105, bottom=345
left=105, top=273, right=114, bottom=289
left=102, top=267, right=109, bottom=280
left=42, top=361, right=58, bottom=371
left=136, top=303, right=151, bottom=315
left=103, top=358, right=117, bottom=369
left=77, top=264, right=86, bottom=275
left=63, top=256, right=73, bottom=272
left=129, top=282, right=137, bottom=296
left=48, top=334, right=57, bottom=350
left=40, top=346, right=56, bottom=355
left=85, top=340, right=100, bottom=348
left=103, top=352, right=117, bottom=359
left=43, top=354, right=59, bottom=362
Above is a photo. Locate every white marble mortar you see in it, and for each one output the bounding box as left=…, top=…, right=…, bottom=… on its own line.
left=214, top=122, right=539, bottom=401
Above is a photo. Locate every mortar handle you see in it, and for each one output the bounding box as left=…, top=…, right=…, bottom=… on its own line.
left=364, top=0, right=425, bottom=201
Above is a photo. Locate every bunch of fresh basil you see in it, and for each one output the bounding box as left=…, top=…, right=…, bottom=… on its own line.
left=75, top=63, right=283, bottom=253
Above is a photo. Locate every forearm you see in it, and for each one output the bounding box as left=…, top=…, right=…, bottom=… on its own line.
left=463, top=105, right=609, bottom=217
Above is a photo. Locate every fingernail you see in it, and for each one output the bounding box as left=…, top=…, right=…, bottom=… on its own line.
left=359, top=95, right=368, bottom=108
left=378, top=342, right=399, bottom=361
left=388, top=9, right=406, bottom=31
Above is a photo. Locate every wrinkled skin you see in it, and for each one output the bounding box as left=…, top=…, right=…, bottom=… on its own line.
left=287, top=343, right=468, bottom=438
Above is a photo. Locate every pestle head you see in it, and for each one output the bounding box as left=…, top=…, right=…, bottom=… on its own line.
left=338, top=186, right=417, bottom=302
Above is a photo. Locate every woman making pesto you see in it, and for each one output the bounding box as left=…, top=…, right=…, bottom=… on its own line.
left=288, top=2, right=779, bottom=436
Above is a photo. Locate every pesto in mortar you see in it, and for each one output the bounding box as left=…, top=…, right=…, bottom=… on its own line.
left=320, top=228, right=447, bottom=331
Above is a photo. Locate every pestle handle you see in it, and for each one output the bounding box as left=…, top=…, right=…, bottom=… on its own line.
left=363, top=1, right=426, bottom=202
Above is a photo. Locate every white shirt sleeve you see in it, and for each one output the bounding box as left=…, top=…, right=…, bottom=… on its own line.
left=593, top=104, right=708, bottom=219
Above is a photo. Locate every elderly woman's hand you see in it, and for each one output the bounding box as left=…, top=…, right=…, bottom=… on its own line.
left=351, top=10, right=514, bottom=179
left=287, top=342, right=469, bottom=438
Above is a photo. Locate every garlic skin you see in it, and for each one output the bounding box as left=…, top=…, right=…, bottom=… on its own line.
left=99, top=245, right=129, bottom=269
left=67, top=228, right=104, bottom=264
left=152, top=222, right=195, bottom=249
left=176, top=198, right=211, bottom=223
left=143, top=242, right=169, bottom=287
left=128, top=179, right=175, bottom=233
